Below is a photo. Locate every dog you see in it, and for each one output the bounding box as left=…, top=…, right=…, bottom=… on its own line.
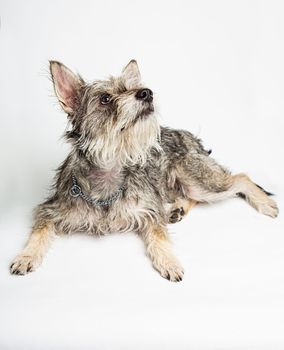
left=10, top=60, right=278, bottom=281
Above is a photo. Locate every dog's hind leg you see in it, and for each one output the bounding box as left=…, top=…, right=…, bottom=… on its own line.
left=10, top=222, right=56, bottom=275
left=188, top=172, right=278, bottom=218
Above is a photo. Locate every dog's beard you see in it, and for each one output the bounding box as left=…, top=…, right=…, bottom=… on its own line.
left=78, top=113, right=161, bottom=168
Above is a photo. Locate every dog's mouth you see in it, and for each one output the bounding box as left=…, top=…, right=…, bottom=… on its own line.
left=120, top=102, right=155, bottom=132
left=135, top=102, right=154, bottom=121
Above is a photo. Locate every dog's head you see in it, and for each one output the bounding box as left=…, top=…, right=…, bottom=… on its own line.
left=50, top=60, right=161, bottom=168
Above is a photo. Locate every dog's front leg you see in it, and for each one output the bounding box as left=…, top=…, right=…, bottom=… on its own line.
left=140, top=224, right=184, bottom=282
left=10, top=222, right=55, bottom=275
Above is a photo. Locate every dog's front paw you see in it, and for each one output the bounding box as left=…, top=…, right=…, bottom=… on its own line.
left=256, top=197, right=279, bottom=218
left=153, top=258, right=184, bottom=282
left=10, top=254, right=40, bottom=275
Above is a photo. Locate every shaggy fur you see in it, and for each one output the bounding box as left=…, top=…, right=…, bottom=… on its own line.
left=10, top=60, right=278, bottom=281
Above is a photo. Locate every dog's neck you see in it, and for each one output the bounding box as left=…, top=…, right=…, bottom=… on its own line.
left=85, top=162, right=126, bottom=199
left=74, top=158, right=126, bottom=199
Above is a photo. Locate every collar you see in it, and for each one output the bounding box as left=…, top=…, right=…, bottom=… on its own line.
left=69, top=172, right=126, bottom=206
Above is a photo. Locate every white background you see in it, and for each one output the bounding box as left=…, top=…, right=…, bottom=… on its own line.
left=1, top=1, right=284, bottom=349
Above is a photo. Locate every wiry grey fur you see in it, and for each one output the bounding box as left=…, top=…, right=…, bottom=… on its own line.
left=10, top=60, right=278, bottom=281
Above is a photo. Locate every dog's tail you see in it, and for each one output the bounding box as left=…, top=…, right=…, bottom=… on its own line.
left=237, top=183, right=274, bottom=199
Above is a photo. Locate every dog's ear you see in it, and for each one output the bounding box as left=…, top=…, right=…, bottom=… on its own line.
left=122, top=59, right=141, bottom=89
left=49, top=61, right=84, bottom=114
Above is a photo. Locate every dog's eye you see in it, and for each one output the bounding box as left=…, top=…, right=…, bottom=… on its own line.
left=100, top=93, right=112, bottom=105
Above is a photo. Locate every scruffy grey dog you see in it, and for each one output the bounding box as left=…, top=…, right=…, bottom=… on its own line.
left=10, top=60, right=278, bottom=281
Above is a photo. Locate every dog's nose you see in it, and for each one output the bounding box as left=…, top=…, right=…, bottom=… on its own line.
left=135, top=88, right=153, bottom=102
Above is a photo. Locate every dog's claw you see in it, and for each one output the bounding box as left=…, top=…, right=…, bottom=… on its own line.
left=10, top=255, right=39, bottom=275
left=155, top=259, right=184, bottom=282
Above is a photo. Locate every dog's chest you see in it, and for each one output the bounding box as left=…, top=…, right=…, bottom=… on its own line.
left=82, top=186, right=160, bottom=235
left=68, top=166, right=162, bottom=234
left=79, top=196, right=154, bottom=234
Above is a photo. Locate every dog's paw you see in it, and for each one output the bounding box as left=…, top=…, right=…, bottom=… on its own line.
left=255, top=197, right=279, bottom=218
left=10, top=255, right=40, bottom=275
left=168, top=207, right=185, bottom=224
left=153, top=258, right=184, bottom=282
